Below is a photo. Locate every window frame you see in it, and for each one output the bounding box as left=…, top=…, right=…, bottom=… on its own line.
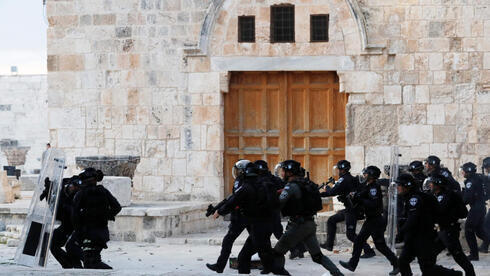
left=270, top=4, right=295, bottom=43
left=310, top=14, right=329, bottom=43
left=238, top=15, right=256, bottom=43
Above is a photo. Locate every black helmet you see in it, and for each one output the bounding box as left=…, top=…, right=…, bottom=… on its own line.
left=254, top=160, right=269, bottom=173
left=395, top=174, right=415, bottom=188
left=244, top=162, right=259, bottom=176
left=280, top=160, right=302, bottom=176
left=425, top=176, right=446, bottom=188
left=362, top=166, right=381, bottom=180
left=483, top=157, right=490, bottom=169
left=232, top=160, right=251, bottom=178
left=424, top=155, right=441, bottom=167
left=460, top=162, right=477, bottom=174
left=408, top=161, right=424, bottom=172
left=335, top=160, right=351, bottom=171
left=79, top=167, right=104, bottom=186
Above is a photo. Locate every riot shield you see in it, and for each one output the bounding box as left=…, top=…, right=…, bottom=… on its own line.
left=386, top=146, right=400, bottom=252
left=15, top=148, right=65, bottom=267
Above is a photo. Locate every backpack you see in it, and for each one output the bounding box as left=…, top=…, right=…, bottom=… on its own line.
left=478, top=173, right=490, bottom=201
left=82, top=186, right=110, bottom=225
left=298, top=178, right=323, bottom=216
left=254, top=176, right=280, bottom=214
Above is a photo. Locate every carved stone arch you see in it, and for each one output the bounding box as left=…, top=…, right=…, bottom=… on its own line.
left=184, top=0, right=384, bottom=57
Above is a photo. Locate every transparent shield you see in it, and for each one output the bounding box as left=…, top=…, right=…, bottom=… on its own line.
left=15, top=148, right=66, bottom=267
left=386, top=146, right=400, bottom=252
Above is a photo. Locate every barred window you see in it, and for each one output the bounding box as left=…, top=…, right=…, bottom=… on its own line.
left=270, top=5, right=295, bottom=43
left=238, top=16, right=255, bottom=43
left=310, top=14, right=329, bottom=42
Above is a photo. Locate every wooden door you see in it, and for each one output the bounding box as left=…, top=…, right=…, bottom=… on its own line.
left=224, top=72, right=348, bottom=198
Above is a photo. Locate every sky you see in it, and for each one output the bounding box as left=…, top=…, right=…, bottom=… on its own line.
left=0, top=0, right=47, bottom=75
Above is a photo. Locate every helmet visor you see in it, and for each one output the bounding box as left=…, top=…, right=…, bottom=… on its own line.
left=332, top=165, right=339, bottom=177
left=232, top=166, right=238, bottom=179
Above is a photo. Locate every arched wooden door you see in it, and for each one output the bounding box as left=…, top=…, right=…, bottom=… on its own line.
left=224, top=71, right=348, bottom=201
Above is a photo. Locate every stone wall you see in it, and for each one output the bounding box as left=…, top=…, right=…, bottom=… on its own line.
left=46, top=0, right=489, bottom=201
left=0, top=75, right=48, bottom=173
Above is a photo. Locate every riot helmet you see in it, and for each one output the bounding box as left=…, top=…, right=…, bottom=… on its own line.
left=360, top=166, right=381, bottom=184
left=232, top=160, right=251, bottom=179
left=244, top=162, right=259, bottom=177
left=79, top=167, right=104, bottom=187
left=483, top=157, right=490, bottom=174
left=460, top=162, right=477, bottom=178
left=254, top=160, right=269, bottom=175
left=280, top=160, right=302, bottom=179
left=408, top=161, right=424, bottom=173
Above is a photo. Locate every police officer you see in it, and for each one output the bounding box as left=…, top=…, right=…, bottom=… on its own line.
left=214, top=162, right=283, bottom=275
left=42, top=176, right=83, bottom=268
left=72, top=168, right=121, bottom=269
left=339, top=166, right=399, bottom=275
left=424, top=155, right=461, bottom=194
left=461, top=162, right=489, bottom=261
left=273, top=160, right=343, bottom=276
left=207, top=160, right=251, bottom=273
left=480, top=157, right=490, bottom=253
left=408, top=160, right=426, bottom=191
left=254, top=160, right=284, bottom=240
left=427, top=176, right=475, bottom=276
left=319, top=160, right=376, bottom=258
left=396, top=174, right=462, bottom=276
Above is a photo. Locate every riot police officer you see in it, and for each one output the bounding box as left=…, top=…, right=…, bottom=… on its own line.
left=42, top=176, right=83, bottom=268
left=408, top=160, right=426, bottom=191
left=461, top=162, right=489, bottom=261
left=427, top=176, right=475, bottom=276
left=273, top=160, right=343, bottom=276
left=254, top=160, right=284, bottom=240
left=424, top=155, right=461, bottom=193
left=320, top=160, right=376, bottom=258
left=72, top=168, right=121, bottom=269
left=480, top=157, right=490, bottom=253
left=339, top=166, right=399, bottom=275
left=396, top=174, right=462, bottom=276
left=207, top=160, right=251, bottom=273
left=214, top=162, right=282, bottom=275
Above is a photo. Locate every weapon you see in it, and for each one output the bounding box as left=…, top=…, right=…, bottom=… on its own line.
left=317, top=177, right=335, bottom=190
left=386, top=146, right=401, bottom=252
left=205, top=197, right=229, bottom=217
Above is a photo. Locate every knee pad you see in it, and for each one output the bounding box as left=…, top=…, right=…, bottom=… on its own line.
left=311, top=253, right=323, bottom=264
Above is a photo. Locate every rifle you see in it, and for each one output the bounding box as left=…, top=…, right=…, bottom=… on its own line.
left=317, top=177, right=335, bottom=190
left=205, top=196, right=229, bottom=217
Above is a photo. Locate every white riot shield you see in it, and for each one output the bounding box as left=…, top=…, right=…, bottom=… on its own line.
left=386, top=146, right=400, bottom=252
left=15, top=148, right=65, bottom=267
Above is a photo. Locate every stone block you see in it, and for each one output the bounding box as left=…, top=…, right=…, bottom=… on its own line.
left=347, top=105, right=398, bottom=145
left=398, top=125, right=433, bottom=146
left=58, top=55, right=85, bottom=71
left=345, top=146, right=364, bottom=174
left=341, top=72, right=383, bottom=93
left=93, top=14, right=116, bottom=25
left=415, top=85, right=430, bottom=104
left=365, top=146, right=391, bottom=172
left=19, top=175, right=38, bottom=191
left=433, top=125, right=456, bottom=143
left=430, top=85, right=453, bottom=104
left=398, top=105, right=426, bottom=125
left=99, top=177, right=132, bottom=207
left=427, top=104, right=445, bottom=125
left=188, top=73, right=220, bottom=93
left=384, top=85, right=402, bottom=104
left=115, top=27, right=132, bottom=38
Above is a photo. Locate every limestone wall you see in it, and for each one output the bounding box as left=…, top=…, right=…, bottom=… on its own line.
left=46, top=0, right=489, bottom=201
left=0, top=75, right=49, bottom=173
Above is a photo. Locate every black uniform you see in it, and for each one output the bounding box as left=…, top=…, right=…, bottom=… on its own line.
left=211, top=176, right=249, bottom=272
left=274, top=178, right=343, bottom=276
left=481, top=173, right=490, bottom=251
left=321, top=172, right=375, bottom=255
left=72, top=184, right=121, bottom=269
left=412, top=172, right=427, bottom=192
left=261, top=172, right=285, bottom=240
left=48, top=179, right=83, bottom=268
left=343, top=182, right=397, bottom=270
left=463, top=174, right=489, bottom=258
left=398, top=190, right=462, bottom=276
left=429, top=168, right=461, bottom=194
left=217, top=175, right=278, bottom=274
left=433, top=189, right=475, bottom=276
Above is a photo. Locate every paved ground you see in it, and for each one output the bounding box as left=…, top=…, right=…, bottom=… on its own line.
left=0, top=238, right=489, bottom=276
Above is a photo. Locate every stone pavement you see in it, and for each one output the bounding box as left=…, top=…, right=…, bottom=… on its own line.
left=0, top=236, right=489, bottom=276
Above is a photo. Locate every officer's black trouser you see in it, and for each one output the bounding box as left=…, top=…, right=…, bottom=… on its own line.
left=272, top=211, right=283, bottom=240
left=434, top=224, right=475, bottom=276
left=326, top=209, right=374, bottom=254
left=216, top=215, right=248, bottom=270
left=399, top=236, right=461, bottom=276
left=348, top=216, right=397, bottom=269
left=50, top=225, right=83, bottom=268
left=237, top=220, right=278, bottom=274
left=480, top=208, right=490, bottom=250
left=465, top=208, right=488, bottom=257
left=274, top=219, right=342, bottom=276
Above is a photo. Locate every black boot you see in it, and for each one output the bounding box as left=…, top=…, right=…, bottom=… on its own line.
left=339, top=260, right=355, bottom=272
left=467, top=254, right=479, bottom=261
left=206, top=263, right=224, bottom=273
left=389, top=264, right=400, bottom=275
left=320, top=243, right=333, bottom=251
left=360, top=251, right=376, bottom=259
left=479, top=244, right=489, bottom=253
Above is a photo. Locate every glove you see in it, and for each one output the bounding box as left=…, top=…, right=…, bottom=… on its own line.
left=40, top=177, right=51, bottom=201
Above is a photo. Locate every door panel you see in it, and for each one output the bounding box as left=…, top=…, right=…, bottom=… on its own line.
left=224, top=72, right=348, bottom=203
